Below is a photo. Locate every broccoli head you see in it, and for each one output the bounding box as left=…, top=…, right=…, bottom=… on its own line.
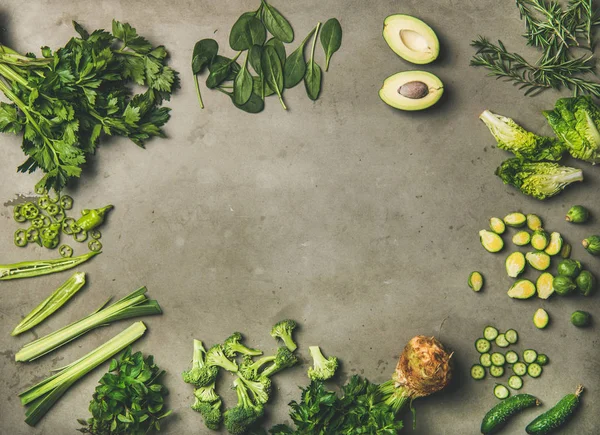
left=261, top=346, right=299, bottom=378
left=307, top=346, right=339, bottom=381
left=270, top=319, right=298, bottom=352
left=480, top=109, right=566, bottom=161
left=238, top=374, right=272, bottom=405
left=239, top=354, right=276, bottom=381
left=206, top=344, right=239, bottom=373
left=223, top=332, right=263, bottom=358
left=194, top=381, right=219, bottom=403
left=182, top=339, right=219, bottom=387
left=223, top=379, right=265, bottom=435
left=496, top=158, right=583, bottom=200
left=192, top=398, right=222, bottom=430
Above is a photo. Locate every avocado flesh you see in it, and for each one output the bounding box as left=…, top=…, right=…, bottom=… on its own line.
left=383, top=14, right=439, bottom=64
left=379, top=71, right=443, bottom=111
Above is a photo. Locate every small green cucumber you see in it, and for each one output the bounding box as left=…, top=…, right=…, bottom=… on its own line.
left=525, top=385, right=583, bottom=435
left=481, top=393, right=540, bottom=434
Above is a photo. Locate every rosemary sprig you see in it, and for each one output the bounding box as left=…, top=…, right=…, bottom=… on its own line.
left=471, top=0, right=600, bottom=97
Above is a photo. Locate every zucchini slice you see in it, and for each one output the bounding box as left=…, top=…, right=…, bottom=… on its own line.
left=526, top=251, right=551, bottom=271
left=491, top=352, right=506, bottom=366
left=536, top=272, right=555, bottom=299
left=508, top=280, right=536, bottom=299
left=533, top=308, right=549, bottom=329
left=544, top=232, right=563, bottom=256
left=490, top=217, right=506, bottom=234
left=490, top=365, right=505, bottom=378
left=506, top=252, right=526, bottom=278
left=505, top=329, right=518, bottom=344
left=513, top=362, right=527, bottom=376
left=471, top=364, right=486, bottom=380
left=508, top=375, right=523, bottom=390
left=495, top=333, right=510, bottom=348
left=494, top=384, right=510, bottom=399
left=504, top=212, right=527, bottom=228
left=480, top=353, right=492, bottom=368
left=476, top=338, right=492, bottom=354
left=480, top=230, right=504, bottom=253
left=523, top=349, right=538, bottom=364
left=483, top=326, right=499, bottom=341
left=505, top=350, right=519, bottom=364
left=513, top=231, right=531, bottom=246
left=527, top=363, right=543, bottom=378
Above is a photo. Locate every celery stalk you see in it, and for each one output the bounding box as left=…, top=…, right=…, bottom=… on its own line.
left=15, top=286, right=161, bottom=362
left=19, top=321, right=147, bottom=426
left=12, top=272, right=86, bottom=336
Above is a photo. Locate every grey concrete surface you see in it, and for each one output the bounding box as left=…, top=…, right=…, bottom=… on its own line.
left=0, top=0, right=599, bottom=434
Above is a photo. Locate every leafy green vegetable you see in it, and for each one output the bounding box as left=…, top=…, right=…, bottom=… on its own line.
left=261, top=0, right=294, bottom=43
left=543, top=96, right=600, bottom=163
left=206, top=54, right=241, bottom=89
left=20, top=322, right=147, bottom=426
left=233, top=55, right=254, bottom=106
left=192, top=39, right=219, bottom=108
left=0, top=20, right=179, bottom=192
left=77, top=347, right=172, bottom=434
left=283, top=26, right=317, bottom=89
left=230, top=15, right=267, bottom=51
left=265, top=38, right=286, bottom=63
left=496, top=158, right=583, bottom=200
left=307, top=346, right=338, bottom=381
left=270, top=319, right=297, bottom=351
left=15, top=286, right=162, bottom=362
left=479, top=110, right=566, bottom=161
left=261, top=46, right=287, bottom=109
left=304, top=23, right=322, bottom=101
left=320, top=18, right=342, bottom=71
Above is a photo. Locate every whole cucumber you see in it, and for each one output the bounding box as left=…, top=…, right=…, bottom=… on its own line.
left=481, top=394, right=540, bottom=434
left=526, top=385, right=584, bottom=434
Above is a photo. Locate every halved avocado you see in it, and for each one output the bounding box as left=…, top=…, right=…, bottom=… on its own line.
left=379, top=71, right=443, bottom=111
left=383, top=14, right=439, bottom=64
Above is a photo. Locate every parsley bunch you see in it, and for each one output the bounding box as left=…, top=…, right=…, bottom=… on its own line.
left=0, top=20, right=179, bottom=192
left=77, top=347, right=172, bottom=435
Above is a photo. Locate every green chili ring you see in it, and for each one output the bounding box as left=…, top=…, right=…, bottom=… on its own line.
left=73, top=230, right=88, bottom=242
left=90, top=229, right=102, bottom=240
left=41, top=227, right=59, bottom=240
left=61, top=218, right=78, bottom=235
left=53, top=211, right=66, bottom=223
left=26, top=228, right=40, bottom=243
left=47, top=191, right=60, bottom=203
left=21, top=203, right=40, bottom=220
left=42, top=238, right=59, bottom=249
left=13, top=205, right=27, bottom=223
left=59, top=195, right=73, bottom=210
left=34, top=185, right=47, bottom=195
left=38, top=196, right=50, bottom=209
left=14, top=229, right=27, bottom=247
left=88, top=239, right=102, bottom=252
left=46, top=204, right=60, bottom=216
left=59, top=245, right=73, bottom=258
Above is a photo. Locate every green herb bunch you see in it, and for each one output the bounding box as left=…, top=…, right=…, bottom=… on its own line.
left=192, top=0, right=342, bottom=113
left=77, top=347, right=172, bottom=435
left=471, top=0, right=600, bottom=96
left=0, top=20, right=179, bottom=192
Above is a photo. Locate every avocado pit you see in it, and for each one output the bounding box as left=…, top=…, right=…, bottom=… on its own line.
left=398, top=81, right=429, bottom=99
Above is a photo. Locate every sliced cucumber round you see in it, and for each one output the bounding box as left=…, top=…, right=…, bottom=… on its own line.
left=494, top=383, right=510, bottom=399
left=495, top=334, right=510, bottom=348
left=471, top=364, right=486, bottom=380
left=527, top=362, right=543, bottom=378
left=505, top=350, right=519, bottom=364
left=505, top=329, right=518, bottom=344
left=523, top=349, right=538, bottom=364
left=480, top=353, right=492, bottom=368
left=513, top=362, right=527, bottom=376
left=536, top=354, right=549, bottom=366
left=490, top=365, right=505, bottom=378
left=483, top=326, right=499, bottom=341
left=491, top=352, right=506, bottom=367
left=508, top=375, right=523, bottom=390
left=476, top=338, right=492, bottom=353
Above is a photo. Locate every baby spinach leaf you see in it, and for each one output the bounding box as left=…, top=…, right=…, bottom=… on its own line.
left=230, top=15, right=266, bottom=50
left=233, top=91, right=265, bottom=113
left=249, top=45, right=263, bottom=76
left=283, top=26, right=317, bottom=89
left=253, top=75, right=275, bottom=98
left=206, top=55, right=240, bottom=89
left=192, top=39, right=219, bottom=74
left=261, top=0, right=294, bottom=43
left=234, top=58, right=253, bottom=105
left=266, top=37, right=286, bottom=64
left=261, top=45, right=287, bottom=109
left=304, top=23, right=322, bottom=100
left=320, top=18, right=342, bottom=71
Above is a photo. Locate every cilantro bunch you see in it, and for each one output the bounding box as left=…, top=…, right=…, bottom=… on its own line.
left=0, top=20, right=179, bottom=192
left=77, top=347, right=172, bottom=435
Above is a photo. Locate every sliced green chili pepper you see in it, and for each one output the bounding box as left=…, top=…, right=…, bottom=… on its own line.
left=40, top=223, right=61, bottom=249
left=34, top=185, right=47, bottom=195
left=13, top=205, right=26, bottom=223
left=0, top=250, right=100, bottom=280
left=26, top=228, right=40, bottom=243
left=31, top=217, right=45, bottom=229
left=53, top=211, right=66, bottom=223
left=46, top=203, right=60, bottom=216
left=76, top=205, right=113, bottom=231
left=21, top=202, right=39, bottom=220
left=90, top=229, right=102, bottom=240
left=88, top=239, right=102, bottom=252
left=38, top=196, right=50, bottom=209
left=59, top=245, right=73, bottom=258
left=47, top=191, right=60, bottom=203
left=73, top=229, right=88, bottom=242
left=61, top=218, right=78, bottom=235
left=59, top=195, right=73, bottom=210
left=15, top=229, right=27, bottom=247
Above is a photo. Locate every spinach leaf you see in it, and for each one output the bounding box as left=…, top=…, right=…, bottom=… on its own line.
left=230, top=15, right=266, bottom=50
left=253, top=75, right=275, bottom=98
left=266, top=37, right=286, bottom=64
left=320, top=18, right=342, bottom=71
left=192, top=39, right=219, bottom=74
left=233, top=91, right=265, bottom=113
left=206, top=55, right=240, bottom=89
left=261, top=0, right=294, bottom=43
left=261, top=45, right=287, bottom=109
left=233, top=57, right=253, bottom=105
left=249, top=45, right=263, bottom=75
left=304, top=23, right=322, bottom=100
left=284, top=26, right=317, bottom=89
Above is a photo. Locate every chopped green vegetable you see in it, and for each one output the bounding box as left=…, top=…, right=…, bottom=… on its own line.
left=15, top=286, right=161, bottom=362
left=495, top=334, right=510, bottom=348
left=525, top=385, right=584, bottom=435
left=19, top=321, right=147, bottom=426
left=553, top=275, right=577, bottom=296
left=527, top=214, right=543, bottom=231
left=490, top=365, right=505, bottom=378
left=480, top=353, right=493, bottom=368
left=480, top=229, right=504, bottom=252
left=531, top=229, right=549, bottom=250
left=533, top=308, right=549, bottom=329
left=260, top=346, right=298, bottom=378
left=206, top=344, right=239, bottom=373
left=527, top=363, right=543, bottom=378
left=76, top=205, right=113, bottom=232
left=513, top=362, right=527, bottom=376
left=483, top=326, right=499, bottom=341
left=582, top=235, right=600, bottom=255
left=77, top=346, right=171, bottom=434
left=182, top=340, right=219, bottom=388
left=476, top=338, right=492, bottom=353
left=503, top=212, right=527, bottom=227
left=223, top=332, right=263, bottom=358
left=571, top=310, right=591, bottom=327
left=508, top=279, right=536, bottom=299
left=494, top=384, right=510, bottom=400
left=505, top=351, right=519, bottom=364
left=576, top=270, right=596, bottom=296
left=471, top=364, right=486, bottom=380
left=307, top=346, right=338, bottom=381
left=504, top=329, right=518, bottom=344
left=544, top=232, right=563, bottom=256
left=0, top=251, right=99, bottom=280
left=508, top=375, right=523, bottom=390
left=489, top=217, right=506, bottom=234
left=526, top=251, right=551, bottom=271
left=496, top=158, right=583, bottom=200
left=12, top=272, right=86, bottom=336
left=223, top=377, right=264, bottom=434
left=561, top=242, right=572, bottom=258
left=491, top=352, right=506, bottom=366
left=469, top=271, right=484, bottom=291
left=536, top=272, right=555, bottom=299
left=536, top=354, right=549, bottom=366
left=513, top=230, right=531, bottom=246
left=566, top=205, right=590, bottom=223
left=506, top=252, right=526, bottom=278
left=270, top=319, right=298, bottom=352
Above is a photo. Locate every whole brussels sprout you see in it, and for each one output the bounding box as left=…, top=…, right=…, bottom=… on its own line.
left=576, top=270, right=596, bottom=296
left=553, top=275, right=577, bottom=296
left=566, top=205, right=590, bottom=223
left=557, top=259, right=582, bottom=278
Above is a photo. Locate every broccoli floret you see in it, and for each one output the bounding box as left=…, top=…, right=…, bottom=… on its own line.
left=270, top=319, right=298, bottom=352
left=238, top=374, right=272, bottom=405
left=239, top=354, right=277, bottom=381
left=206, top=344, right=239, bottom=373
left=224, top=379, right=265, bottom=435
left=194, top=381, right=219, bottom=403
left=182, top=339, right=219, bottom=387
left=192, top=398, right=222, bottom=430
left=307, top=346, right=339, bottom=381
left=496, top=158, right=583, bottom=200
left=223, top=332, right=263, bottom=358
left=261, top=346, right=298, bottom=378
